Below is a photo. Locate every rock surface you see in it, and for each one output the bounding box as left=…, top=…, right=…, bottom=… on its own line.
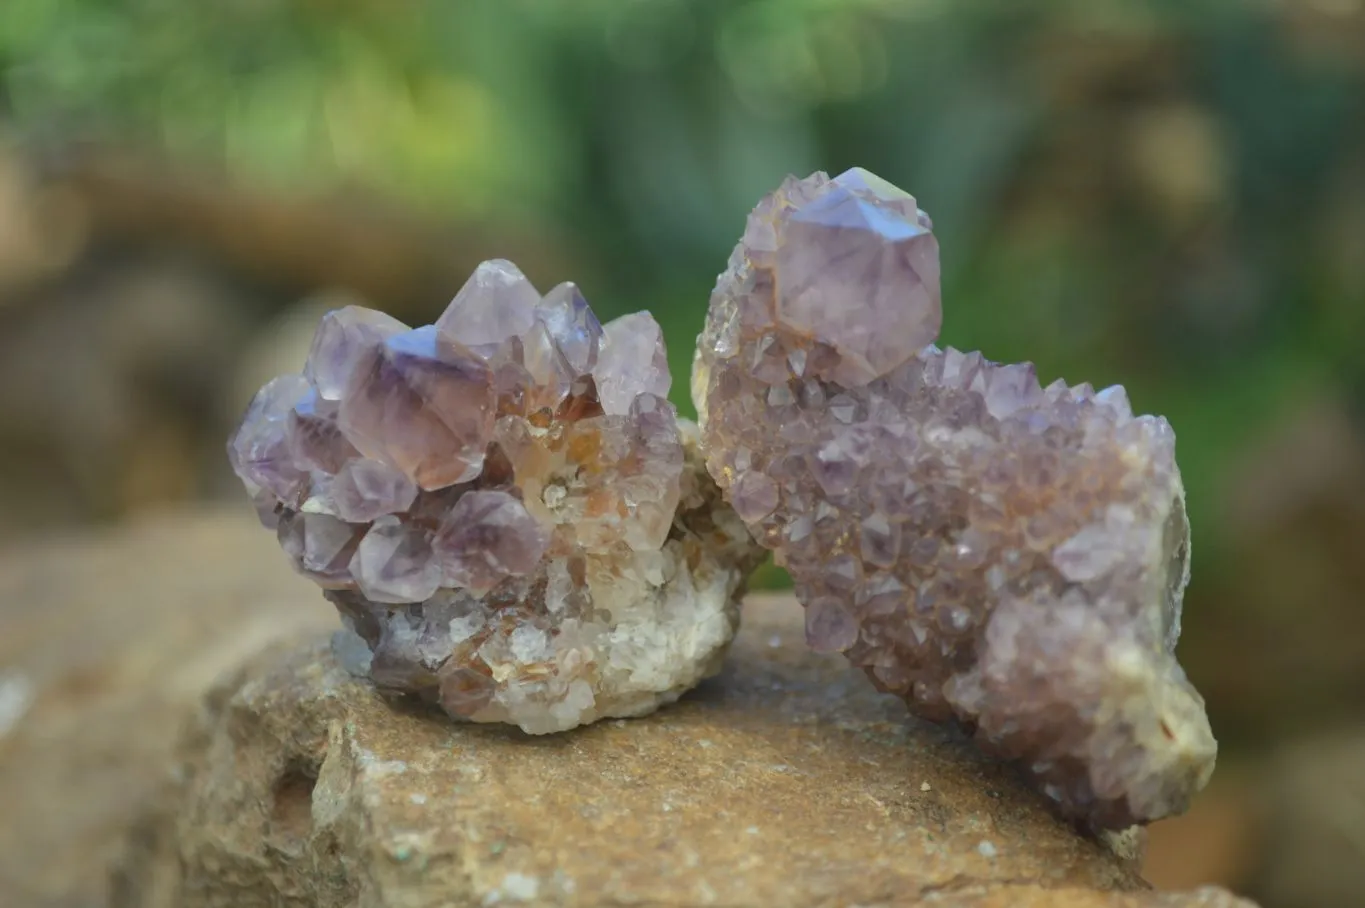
left=0, top=512, right=336, bottom=907
left=0, top=512, right=1256, bottom=907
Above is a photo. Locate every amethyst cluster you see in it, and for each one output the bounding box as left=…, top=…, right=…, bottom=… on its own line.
left=230, top=261, right=761, bottom=734
left=230, top=167, right=1218, bottom=831
left=692, top=168, right=1216, bottom=828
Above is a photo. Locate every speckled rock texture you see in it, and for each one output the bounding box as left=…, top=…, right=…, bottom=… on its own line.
left=0, top=512, right=1257, bottom=907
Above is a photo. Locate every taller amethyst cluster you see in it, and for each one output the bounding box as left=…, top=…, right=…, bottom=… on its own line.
left=693, top=168, right=1216, bottom=828
left=230, top=261, right=760, bottom=734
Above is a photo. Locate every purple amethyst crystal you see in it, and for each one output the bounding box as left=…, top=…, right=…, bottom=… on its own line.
left=228, top=375, right=313, bottom=506
left=434, top=258, right=541, bottom=347
left=433, top=490, right=550, bottom=592
left=338, top=325, right=498, bottom=490
left=693, top=167, right=1216, bottom=828
left=231, top=264, right=762, bottom=734
left=593, top=312, right=670, bottom=416
left=305, top=306, right=407, bottom=400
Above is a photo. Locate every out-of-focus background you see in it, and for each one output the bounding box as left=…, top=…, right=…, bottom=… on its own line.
left=0, top=1, right=1361, bottom=904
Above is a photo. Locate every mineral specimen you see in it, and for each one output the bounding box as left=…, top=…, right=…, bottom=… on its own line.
left=230, top=260, right=761, bottom=734
left=693, top=168, right=1217, bottom=828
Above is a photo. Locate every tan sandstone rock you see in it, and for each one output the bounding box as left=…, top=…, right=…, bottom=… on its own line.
left=0, top=511, right=1256, bottom=907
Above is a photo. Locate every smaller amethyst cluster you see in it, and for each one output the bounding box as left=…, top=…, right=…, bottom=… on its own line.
left=229, top=261, right=667, bottom=601
left=229, top=261, right=760, bottom=733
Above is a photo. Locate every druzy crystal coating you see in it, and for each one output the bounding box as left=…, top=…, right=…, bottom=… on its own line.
left=693, top=167, right=1217, bottom=828
left=230, top=260, right=761, bottom=733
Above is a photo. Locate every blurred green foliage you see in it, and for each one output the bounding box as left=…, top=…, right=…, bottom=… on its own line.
left=2, top=0, right=1363, bottom=572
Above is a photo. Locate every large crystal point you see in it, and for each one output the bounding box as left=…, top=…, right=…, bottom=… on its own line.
left=593, top=312, right=671, bottom=416
left=277, top=510, right=365, bottom=589
left=693, top=167, right=1216, bottom=829
left=436, top=259, right=541, bottom=347
left=305, top=306, right=408, bottom=400
left=338, top=326, right=497, bottom=490
left=774, top=168, right=941, bottom=386
left=537, top=281, right=603, bottom=374
left=229, top=261, right=763, bottom=734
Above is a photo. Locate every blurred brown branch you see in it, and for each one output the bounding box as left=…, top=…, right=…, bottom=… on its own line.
left=30, top=144, right=575, bottom=318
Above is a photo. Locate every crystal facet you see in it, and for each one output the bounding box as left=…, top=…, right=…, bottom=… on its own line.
left=435, top=259, right=541, bottom=347
left=305, top=306, right=408, bottom=401
left=227, top=375, right=313, bottom=504
left=230, top=263, right=763, bottom=734
left=338, top=326, right=497, bottom=490
left=287, top=390, right=357, bottom=474
left=771, top=169, right=941, bottom=386
left=693, top=167, right=1215, bottom=829
left=277, top=510, right=364, bottom=589
left=352, top=515, right=443, bottom=604
left=537, top=281, right=603, bottom=375
left=593, top=312, right=671, bottom=416
left=329, top=458, right=418, bottom=523
left=434, top=490, right=550, bottom=592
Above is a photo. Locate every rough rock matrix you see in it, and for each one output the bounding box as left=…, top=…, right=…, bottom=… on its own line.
left=120, top=596, right=1258, bottom=908
left=230, top=261, right=761, bottom=733
left=693, top=168, right=1217, bottom=828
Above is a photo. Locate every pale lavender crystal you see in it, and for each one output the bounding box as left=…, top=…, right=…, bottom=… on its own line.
left=773, top=167, right=941, bottom=386
left=829, top=168, right=928, bottom=221
left=338, top=326, right=496, bottom=490
left=227, top=374, right=312, bottom=504
left=538, top=281, right=603, bottom=374
left=694, top=167, right=1215, bottom=829
left=277, top=510, right=364, bottom=588
left=287, top=389, right=357, bottom=474
left=983, top=362, right=1042, bottom=419
left=229, top=260, right=763, bottom=735
left=520, top=321, right=575, bottom=413
left=1096, top=385, right=1134, bottom=420
left=436, top=259, right=540, bottom=347
left=593, top=312, right=671, bottom=416
left=305, top=306, right=408, bottom=400
left=805, top=595, right=860, bottom=654
left=434, top=490, right=549, bottom=592
left=352, top=515, right=443, bottom=604
left=330, top=458, right=418, bottom=523
left=728, top=466, right=780, bottom=522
